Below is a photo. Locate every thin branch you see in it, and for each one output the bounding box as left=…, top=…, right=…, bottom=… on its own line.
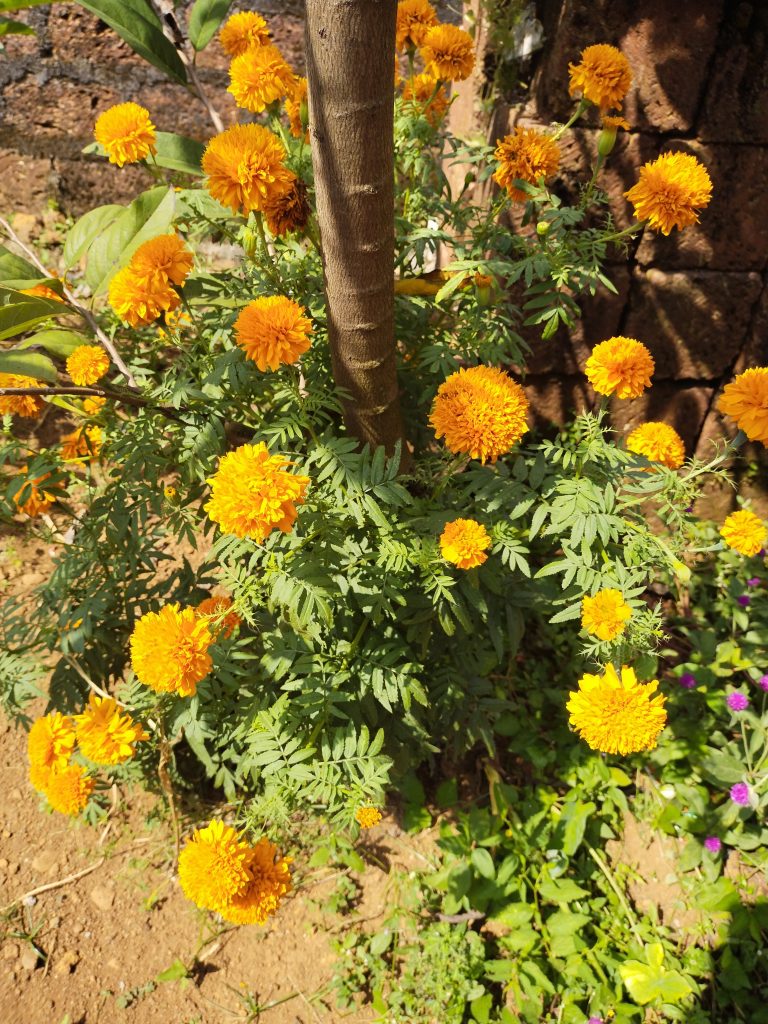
left=185, top=61, right=225, bottom=134
left=1, top=859, right=105, bottom=915
left=0, top=385, right=187, bottom=422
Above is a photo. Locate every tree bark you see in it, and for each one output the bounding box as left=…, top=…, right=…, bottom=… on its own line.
left=305, top=0, right=407, bottom=457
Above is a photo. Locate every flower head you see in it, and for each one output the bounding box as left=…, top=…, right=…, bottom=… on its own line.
left=626, top=421, right=685, bottom=469
left=220, top=837, right=292, bottom=925
left=13, top=470, right=56, bottom=517
left=228, top=43, right=296, bottom=114
left=493, top=126, right=561, bottom=202
left=94, top=102, right=156, bottom=167
left=28, top=712, right=76, bottom=792
left=75, top=693, right=148, bottom=765
left=568, top=44, right=632, bottom=111
left=419, top=24, right=475, bottom=82
left=285, top=77, right=308, bottom=139
left=0, top=373, right=46, bottom=418
left=60, top=425, right=102, bottom=463
left=402, top=72, right=449, bottom=127
left=82, top=395, right=106, bottom=416
left=262, top=177, right=311, bottom=236
left=130, top=234, right=194, bottom=287
left=440, top=518, right=491, bottom=570
left=737, top=594, right=751, bottom=607
left=203, top=123, right=293, bottom=216
left=130, top=603, right=213, bottom=698
left=355, top=806, right=383, bottom=829
left=66, top=345, right=110, bottom=387
left=430, top=365, right=529, bottom=463
left=20, top=283, right=64, bottom=303
left=720, top=509, right=767, bottom=557
left=581, top=588, right=632, bottom=641
left=396, top=0, right=438, bottom=49
left=108, top=265, right=180, bottom=327
left=719, top=367, right=768, bottom=446
left=196, top=594, right=242, bottom=640
left=679, top=672, right=697, bottom=689
left=219, top=11, right=271, bottom=57
left=726, top=692, right=749, bottom=712
left=585, top=336, right=654, bottom=399
left=205, top=443, right=310, bottom=541
left=747, top=577, right=761, bottom=587
left=703, top=836, right=722, bottom=855
left=44, top=764, right=94, bottom=816
left=602, top=115, right=630, bottom=131
left=758, top=674, right=768, bottom=692
left=178, top=820, right=252, bottom=911
left=730, top=782, right=750, bottom=806
left=567, top=664, right=667, bottom=755
left=234, top=295, right=313, bottom=371
left=625, top=152, right=712, bottom=235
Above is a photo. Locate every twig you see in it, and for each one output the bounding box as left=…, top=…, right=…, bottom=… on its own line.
left=0, top=385, right=187, bottom=423
left=185, top=60, right=225, bottom=134
left=1, top=858, right=105, bottom=915
left=62, top=654, right=135, bottom=710
left=157, top=717, right=181, bottom=868
left=436, top=909, right=485, bottom=924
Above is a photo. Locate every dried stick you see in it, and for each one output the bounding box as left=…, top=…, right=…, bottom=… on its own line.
left=0, top=858, right=105, bottom=915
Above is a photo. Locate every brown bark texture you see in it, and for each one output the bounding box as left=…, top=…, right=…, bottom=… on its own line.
left=304, top=0, right=406, bottom=457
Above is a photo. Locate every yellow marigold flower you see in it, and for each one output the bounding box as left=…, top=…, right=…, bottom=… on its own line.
left=108, top=265, right=181, bottom=327
left=430, top=365, right=529, bottom=464
left=720, top=509, right=767, bottom=557
left=493, top=125, right=561, bottom=202
left=419, top=24, right=475, bottom=82
left=60, top=425, right=102, bottom=463
left=0, top=372, right=46, bottom=418
left=234, top=295, right=313, bottom=371
left=20, top=283, right=64, bottom=302
left=396, top=0, right=438, bottom=50
left=285, top=77, right=307, bottom=139
left=196, top=594, right=242, bottom=640
left=205, top=442, right=310, bottom=542
left=130, top=234, right=194, bottom=287
left=219, top=11, right=270, bottom=56
left=624, top=152, right=712, bottom=236
left=355, top=805, right=383, bottom=829
left=584, top=336, right=654, bottom=399
left=581, top=589, right=632, bottom=641
left=178, top=819, right=252, bottom=911
left=44, top=763, right=94, bottom=816
left=13, top=470, right=56, bottom=517
left=130, top=603, right=213, bottom=698
left=28, top=712, right=76, bottom=793
left=567, top=664, right=667, bottom=755
left=440, top=518, right=491, bottom=570
left=626, top=421, right=685, bottom=470
left=82, top=395, right=106, bottom=416
left=602, top=114, right=630, bottom=131
left=94, top=102, right=157, bottom=167
left=262, top=176, right=310, bottom=237
left=228, top=44, right=295, bottom=114
left=202, top=123, right=293, bottom=216
left=66, top=345, right=110, bottom=387
left=402, top=72, right=449, bottom=127
left=719, top=367, right=768, bottom=446
left=568, top=44, right=632, bottom=111
left=75, top=693, right=149, bottom=766
left=221, top=837, right=292, bottom=925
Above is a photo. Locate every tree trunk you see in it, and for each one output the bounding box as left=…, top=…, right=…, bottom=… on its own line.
left=305, top=0, right=407, bottom=458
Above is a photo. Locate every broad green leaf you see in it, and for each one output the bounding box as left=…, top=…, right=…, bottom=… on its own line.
left=0, top=349, right=57, bottom=382
left=153, top=132, right=205, bottom=176
left=0, top=14, right=34, bottom=33
left=698, top=749, right=746, bottom=786
left=0, top=298, right=68, bottom=340
left=18, top=329, right=89, bottom=358
left=471, top=847, right=495, bottom=879
left=538, top=877, right=589, bottom=903
left=0, top=244, right=42, bottom=287
left=85, top=187, right=176, bottom=294
left=0, top=0, right=51, bottom=9
left=619, top=946, right=693, bottom=1006
left=75, top=0, right=187, bottom=84
left=63, top=204, right=124, bottom=269
left=155, top=958, right=189, bottom=983
left=188, top=0, right=232, bottom=50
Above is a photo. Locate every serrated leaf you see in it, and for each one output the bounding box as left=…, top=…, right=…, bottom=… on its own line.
left=0, top=349, right=57, bottom=382
left=188, top=0, right=232, bottom=50
left=75, top=0, right=188, bottom=84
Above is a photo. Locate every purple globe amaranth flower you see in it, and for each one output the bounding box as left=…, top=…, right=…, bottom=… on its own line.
left=679, top=672, right=697, bottom=689
left=704, top=836, right=722, bottom=854
left=737, top=595, right=751, bottom=607
left=587, top=1018, right=604, bottom=1024
left=730, top=782, right=751, bottom=806
left=758, top=674, right=768, bottom=692
left=747, top=577, right=761, bottom=587
left=727, top=692, right=749, bottom=712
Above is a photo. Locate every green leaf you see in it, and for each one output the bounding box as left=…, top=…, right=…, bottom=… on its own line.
left=0, top=14, right=34, bottom=33
left=0, top=0, right=51, bottom=9
left=471, top=847, right=495, bottom=879
left=0, top=297, right=68, bottom=340
left=18, top=329, right=89, bottom=358
left=538, top=877, right=589, bottom=903
left=63, top=205, right=124, bottom=269
left=155, top=958, right=189, bottom=983
left=75, top=0, right=188, bottom=84
left=0, top=349, right=57, bottom=383
left=619, top=945, right=693, bottom=1006
left=153, top=132, right=206, bottom=176
left=188, top=0, right=232, bottom=50
left=85, top=187, right=176, bottom=294
left=698, top=749, right=746, bottom=786
left=0, top=244, right=42, bottom=287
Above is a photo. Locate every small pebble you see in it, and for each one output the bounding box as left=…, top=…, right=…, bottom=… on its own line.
left=20, top=947, right=39, bottom=971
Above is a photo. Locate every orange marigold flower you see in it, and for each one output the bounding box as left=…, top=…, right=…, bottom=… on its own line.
left=430, top=365, right=529, bottom=464
left=720, top=509, right=767, bottom=557
left=285, top=77, right=307, bottom=139
left=82, top=395, right=107, bottom=416
left=130, top=603, right=213, bottom=698
left=94, top=102, right=157, bottom=167
left=108, top=265, right=181, bottom=327
left=234, top=295, right=313, bottom=371
left=581, top=588, right=632, bottom=641
left=196, top=594, right=242, bottom=640
left=355, top=805, right=383, bottom=829
left=262, top=176, right=311, bottom=236
left=205, top=443, right=310, bottom=542
left=419, top=23, right=475, bottom=82
left=13, top=469, right=56, bottom=517
left=28, top=712, right=76, bottom=793
left=221, top=837, right=292, bottom=925
left=219, top=10, right=271, bottom=56
left=44, top=763, right=95, bottom=816
left=228, top=43, right=296, bottom=114
left=202, top=123, right=293, bottom=216
left=0, top=372, right=46, bottom=418
left=130, top=234, right=194, bottom=287
left=402, top=72, right=449, bottom=127
left=66, top=345, right=110, bottom=387
left=602, top=114, right=630, bottom=131
left=440, top=518, right=491, bottom=570
left=568, top=44, right=632, bottom=111
left=567, top=664, right=667, bottom=755
left=396, top=0, right=438, bottom=50
left=60, top=425, right=102, bottom=463
left=493, top=125, right=561, bottom=202
left=719, top=367, right=768, bottom=446
left=626, top=421, right=685, bottom=469
left=178, top=819, right=252, bottom=911
left=584, top=336, right=654, bottom=399
left=624, top=152, right=712, bottom=235
left=75, top=693, right=149, bottom=766
left=20, top=283, right=64, bottom=302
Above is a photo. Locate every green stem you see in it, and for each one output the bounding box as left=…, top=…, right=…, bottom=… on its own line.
left=552, top=98, right=589, bottom=140
left=587, top=842, right=644, bottom=946
left=600, top=221, right=644, bottom=245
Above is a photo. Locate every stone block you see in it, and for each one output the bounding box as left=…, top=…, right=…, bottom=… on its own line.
left=609, top=382, right=714, bottom=453
left=53, top=158, right=151, bottom=216
left=0, top=149, right=52, bottom=214
left=524, top=375, right=596, bottom=428
left=3, top=78, right=122, bottom=159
